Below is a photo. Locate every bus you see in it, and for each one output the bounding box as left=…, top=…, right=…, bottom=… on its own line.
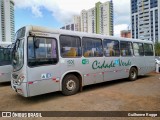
left=0, top=42, right=13, bottom=83
left=11, top=25, right=155, bottom=97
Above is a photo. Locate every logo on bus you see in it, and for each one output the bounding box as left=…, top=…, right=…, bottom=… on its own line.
left=67, top=60, right=75, bottom=66
left=82, top=59, right=89, bottom=65
left=41, top=73, right=52, bottom=80
left=92, top=59, right=131, bottom=70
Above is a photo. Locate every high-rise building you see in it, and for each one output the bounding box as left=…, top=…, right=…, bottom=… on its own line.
left=60, top=15, right=81, bottom=32
left=61, top=0, right=113, bottom=36
left=73, top=15, right=81, bottom=31
left=81, top=10, right=88, bottom=32
left=95, top=1, right=113, bottom=35
left=81, top=0, right=113, bottom=35
left=0, top=0, right=15, bottom=42
left=131, top=0, right=160, bottom=42
left=87, top=7, right=96, bottom=34
left=60, top=24, right=75, bottom=31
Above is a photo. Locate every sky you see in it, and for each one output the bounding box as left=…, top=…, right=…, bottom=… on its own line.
left=14, top=0, right=131, bottom=36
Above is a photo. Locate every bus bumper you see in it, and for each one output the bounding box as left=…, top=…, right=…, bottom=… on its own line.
left=11, top=82, right=28, bottom=97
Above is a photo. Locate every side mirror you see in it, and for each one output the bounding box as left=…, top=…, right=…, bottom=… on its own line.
left=34, top=39, right=40, bottom=48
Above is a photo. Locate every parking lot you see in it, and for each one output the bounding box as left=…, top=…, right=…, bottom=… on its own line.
left=0, top=72, right=160, bottom=119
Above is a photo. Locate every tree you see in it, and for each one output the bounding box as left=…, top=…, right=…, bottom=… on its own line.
left=155, top=42, right=160, bottom=56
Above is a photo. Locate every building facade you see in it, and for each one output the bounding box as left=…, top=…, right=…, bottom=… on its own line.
left=121, top=30, right=131, bottom=38
left=87, top=7, right=96, bottom=34
left=95, top=1, right=113, bottom=35
left=81, top=0, right=113, bottom=36
left=0, top=0, right=15, bottom=42
left=61, top=0, right=113, bottom=36
left=61, top=15, right=81, bottom=32
left=73, top=15, right=81, bottom=31
left=60, top=24, right=75, bottom=31
left=81, top=10, right=88, bottom=32
left=131, top=0, right=160, bottom=42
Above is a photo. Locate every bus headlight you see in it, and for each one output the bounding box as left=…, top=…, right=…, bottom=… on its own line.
left=17, top=76, right=25, bottom=86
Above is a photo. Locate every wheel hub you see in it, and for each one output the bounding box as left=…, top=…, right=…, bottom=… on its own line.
left=131, top=71, right=136, bottom=79
left=66, top=80, right=76, bottom=91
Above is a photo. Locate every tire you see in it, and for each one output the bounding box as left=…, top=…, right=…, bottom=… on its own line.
left=129, top=67, right=138, bottom=81
left=62, top=74, right=79, bottom=96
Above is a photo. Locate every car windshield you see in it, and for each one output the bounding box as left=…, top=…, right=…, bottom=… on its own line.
left=12, top=39, right=24, bottom=71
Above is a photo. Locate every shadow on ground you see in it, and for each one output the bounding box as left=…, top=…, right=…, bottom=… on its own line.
left=12, top=75, right=152, bottom=104
left=0, top=82, right=11, bottom=87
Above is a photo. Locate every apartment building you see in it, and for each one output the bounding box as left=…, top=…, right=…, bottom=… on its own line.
left=131, top=0, right=160, bottom=42
left=81, top=10, right=88, bottom=32
left=0, top=0, right=15, bottom=42
left=81, top=0, right=113, bottom=35
left=87, top=7, right=96, bottom=33
left=61, top=0, right=113, bottom=36
left=73, top=15, right=81, bottom=31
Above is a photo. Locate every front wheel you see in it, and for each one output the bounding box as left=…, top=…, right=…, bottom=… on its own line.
left=62, top=74, right=79, bottom=96
left=129, top=67, right=138, bottom=81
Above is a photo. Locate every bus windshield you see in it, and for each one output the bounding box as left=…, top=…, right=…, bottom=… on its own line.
left=27, top=37, right=58, bottom=67
left=12, top=39, right=24, bottom=71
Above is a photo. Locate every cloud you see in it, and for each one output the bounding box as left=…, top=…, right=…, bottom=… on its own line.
left=31, top=5, right=43, bottom=17
left=14, top=0, right=131, bottom=36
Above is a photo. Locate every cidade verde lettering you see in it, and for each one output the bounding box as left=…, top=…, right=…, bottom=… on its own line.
left=92, top=59, right=131, bottom=70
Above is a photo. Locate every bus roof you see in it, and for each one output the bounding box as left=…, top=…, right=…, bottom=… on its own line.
left=0, top=42, right=13, bottom=44
left=0, top=42, right=13, bottom=48
left=25, top=25, right=153, bottom=44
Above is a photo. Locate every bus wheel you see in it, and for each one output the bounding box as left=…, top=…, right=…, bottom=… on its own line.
left=62, top=74, right=79, bottom=96
left=129, top=67, right=138, bottom=81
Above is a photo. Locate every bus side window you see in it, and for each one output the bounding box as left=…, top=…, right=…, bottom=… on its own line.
left=60, top=35, right=81, bottom=58
left=82, top=37, right=103, bottom=57
left=103, top=39, right=120, bottom=57
left=120, top=41, right=133, bottom=56
left=144, top=43, right=153, bottom=56
left=133, top=42, right=144, bottom=56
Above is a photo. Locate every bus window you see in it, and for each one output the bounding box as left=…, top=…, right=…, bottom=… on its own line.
left=60, top=35, right=81, bottom=58
left=27, top=37, right=58, bottom=67
left=120, top=41, right=133, bottom=56
left=0, top=48, right=11, bottom=66
left=144, top=43, right=154, bottom=56
left=103, top=39, right=120, bottom=57
left=133, top=42, right=144, bottom=56
left=82, top=37, right=103, bottom=57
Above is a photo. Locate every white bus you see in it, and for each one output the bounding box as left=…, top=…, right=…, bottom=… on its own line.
left=11, top=26, right=155, bottom=97
left=0, top=42, right=13, bottom=83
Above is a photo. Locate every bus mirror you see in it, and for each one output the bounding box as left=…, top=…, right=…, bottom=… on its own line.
left=34, top=39, right=40, bottom=48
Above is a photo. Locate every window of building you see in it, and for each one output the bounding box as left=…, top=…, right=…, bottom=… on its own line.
left=60, top=35, right=81, bottom=58
left=28, top=37, right=58, bottom=67
left=133, top=42, right=144, bottom=56
left=120, top=41, right=133, bottom=56
left=144, top=43, right=154, bottom=56
left=82, top=37, right=103, bottom=57
left=103, top=39, right=120, bottom=57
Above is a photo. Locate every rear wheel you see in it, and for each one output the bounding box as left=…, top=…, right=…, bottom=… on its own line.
left=62, top=74, right=79, bottom=96
left=129, top=67, right=138, bottom=81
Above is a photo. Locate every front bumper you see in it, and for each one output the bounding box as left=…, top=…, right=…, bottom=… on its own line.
left=11, top=80, right=28, bottom=97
